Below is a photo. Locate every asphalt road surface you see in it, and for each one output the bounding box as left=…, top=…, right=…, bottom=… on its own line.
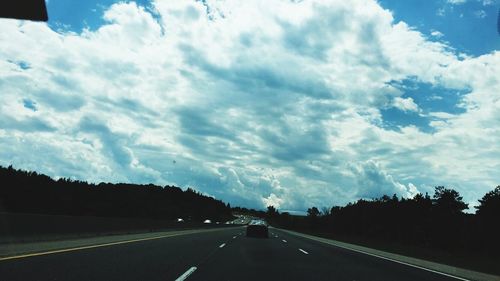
left=0, top=226, right=466, bottom=281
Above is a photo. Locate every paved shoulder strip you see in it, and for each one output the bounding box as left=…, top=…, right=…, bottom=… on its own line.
left=277, top=228, right=500, bottom=281
left=0, top=228, right=228, bottom=261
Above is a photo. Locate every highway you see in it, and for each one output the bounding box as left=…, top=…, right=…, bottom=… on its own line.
left=0, top=226, right=466, bottom=281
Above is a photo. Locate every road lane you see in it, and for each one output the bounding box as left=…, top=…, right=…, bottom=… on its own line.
left=190, top=228, right=464, bottom=281
left=0, top=227, right=243, bottom=281
left=0, top=226, right=472, bottom=281
left=190, top=229, right=305, bottom=281
left=272, top=228, right=465, bottom=281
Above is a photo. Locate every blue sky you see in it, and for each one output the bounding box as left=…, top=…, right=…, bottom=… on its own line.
left=380, top=0, right=500, bottom=56
left=1, top=0, right=499, bottom=213
left=46, top=0, right=154, bottom=31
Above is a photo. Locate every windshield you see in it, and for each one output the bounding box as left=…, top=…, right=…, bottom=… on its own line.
left=1, top=1, right=499, bottom=281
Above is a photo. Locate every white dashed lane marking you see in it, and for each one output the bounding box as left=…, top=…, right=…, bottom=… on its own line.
left=299, top=248, right=309, bottom=255
left=175, top=266, right=197, bottom=281
left=219, top=243, right=226, bottom=248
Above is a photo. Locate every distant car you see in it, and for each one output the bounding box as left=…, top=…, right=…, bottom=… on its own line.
left=203, top=219, right=212, bottom=224
left=176, top=218, right=184, bottom=222
left=246, top=219, right=269, bottom=238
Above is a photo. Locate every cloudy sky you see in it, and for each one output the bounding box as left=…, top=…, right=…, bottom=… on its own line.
left=1, top=0, right=499, bottom=213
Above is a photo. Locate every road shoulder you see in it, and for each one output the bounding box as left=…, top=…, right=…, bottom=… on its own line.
left=0, top=227, right=234, bottom=260
left=276, top=227, right=500, bottom=281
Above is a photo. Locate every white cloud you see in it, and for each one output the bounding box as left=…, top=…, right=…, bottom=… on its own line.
left=393, top=97, right=419, bottom=112
left=350, top=160, right=419, bottom=198
left=0, top=0, right=499, bottom=212
left=429, top=112, right=457, bottom=119
left=474, top=10, right=487, bottom=18
left=262, top=193, right=285, bottom=209
left=430, top=30, right=444, bottom=38
left=447, top=0, right=467, bottom=4
left=428, top=95, right=444, bottom=100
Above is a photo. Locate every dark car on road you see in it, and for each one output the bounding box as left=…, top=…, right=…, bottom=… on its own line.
left=246, top=219, right=269, bottom=238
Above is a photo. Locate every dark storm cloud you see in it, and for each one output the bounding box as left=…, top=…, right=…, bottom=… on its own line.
left=179, top=43, right=332, bottom=99
left=35, top=89, right=86, bottom=112
left=176, top=107, right=237, bottom=140
left=78, top=117, right=133, bottom=167
left=0, top=115, right=56, bottom=132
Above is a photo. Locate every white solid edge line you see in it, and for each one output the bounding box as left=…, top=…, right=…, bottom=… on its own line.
left=175, top=266, right=197, bottom=281
left=299, top=248, right=309, bottom=255
left=282, top=239, right=287, bottom=243
left=219, top=243, right=226, bottom=248
left=331, top=245, right=470, bottom=281
left=285, top=230, right=471, bottom=281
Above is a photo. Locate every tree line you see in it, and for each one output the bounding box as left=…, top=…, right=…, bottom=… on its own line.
left=2, top=164, right=499, bottom=266
left=0, top=165, right=232, bottom=222
left=265, top=186, right=500, bottom=265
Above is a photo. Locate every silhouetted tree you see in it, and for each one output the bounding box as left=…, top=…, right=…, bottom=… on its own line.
left=475, top=186, right=500, bottom=253
left=412, top=192, right=432, bottom=209
left=266, top=205, right=278, bottom=218
left=320, top=206, right=331, bottom=216
left=330, top=206, right=341, bottom=215
left=432, top=186, right=468, bottom=215
left=476, top=186, right=500, bottom=218
left=4, top=164, right=500, bottom=272
left=0, top=165, right=233, bottom=222
left=307, top=207, right=320, bottom=217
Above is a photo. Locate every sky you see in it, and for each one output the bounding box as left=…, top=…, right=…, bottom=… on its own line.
left=0, top=0, right=499, bottom=213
